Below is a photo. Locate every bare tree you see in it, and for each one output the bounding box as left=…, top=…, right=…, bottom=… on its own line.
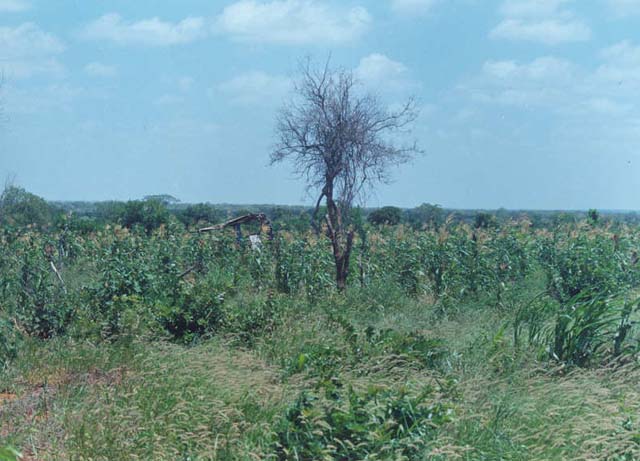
left=271, top=59, right=420, bottom=290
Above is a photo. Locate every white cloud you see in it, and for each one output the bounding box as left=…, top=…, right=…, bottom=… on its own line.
left=473, top=56, right=577, bottom=107
left=599, top=40, right=640, bottom=68
left=462, top=43, right=640, bottom=153
left=490, top=0, right=590, bottom=44
left=84, top=61, right=117, bottom=78
left=0, top=23, right=65, bottom=78
left=81, top=13, right=206, bottom=46
left=0, top=23, right=64, bottom=59
left=391, top=0, right=439, bottom=15
left=1, top=59, right=65, bottom=79
left=498, top=0, right=569, bottom=18
left=593, top=41, right=640, bottom=92
left=607, top=0, right=640, bottom=16
left=216, top=71, right=291, bottom=105
left=490, top=19, right=590, bottom=44
left=214, top=0, right=371, bottom=44
left=483, top=56, right=575, bottom=82
left=0, top=0, right=29, bottom=12
left=2, top=83, right=86, bottom=114
left=355, top=53, right=416, bottom=93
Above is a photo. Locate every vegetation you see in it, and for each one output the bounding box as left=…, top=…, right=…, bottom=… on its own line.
left=271, top=59, right=419, bottom=290
left=2, top=187, right=640, bottom=459
left=368, top=206, right=403, bottom=226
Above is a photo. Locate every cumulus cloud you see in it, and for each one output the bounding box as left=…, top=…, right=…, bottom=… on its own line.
left=490, top=0, right=591, bottom=44
left=355, top=53, right=417, bottom=93
left=2, top=83, right=86, bottom=114
left=390, top=0, right=440, bottom=15
left=593, top=41, right=640, bottom=92
left=607, top=0, right=640, bottom=16
left=0, top=0, right=29, bottom=12
left=498, top=0, right=569, bottom=18
left=474, top=45, right=640, bottom=108
left=472, top=56, right=577, bottom=106
left=81, top=13, right=206, bottom=46
left=214, top=0, right=371, bottom=44
left=84, top=61, right=117, bottom=78
left=216, top=71, right=291, bottom=105
left=0, top=23, right=65, bottom=78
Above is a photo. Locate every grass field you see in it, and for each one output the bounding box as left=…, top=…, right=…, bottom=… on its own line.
left=2, top=217, right=640, bottom=460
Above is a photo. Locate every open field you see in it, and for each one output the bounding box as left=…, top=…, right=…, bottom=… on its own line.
left=2, top=207, right=640, bottom=460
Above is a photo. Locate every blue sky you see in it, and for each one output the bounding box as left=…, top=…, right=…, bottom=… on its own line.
left=1, top=0, right=639, bottom=209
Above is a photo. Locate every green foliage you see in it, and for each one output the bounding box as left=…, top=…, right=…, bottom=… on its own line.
left=176, top=203, right=223, bottom=227
left=0, top=317, right=22, bottom=369
left=275, top=380, right=452, bottom=460
left=405, top=203, right=444, bottom=230
left=550, top=292, right=639, bottom=366
left=157, top=270, right=232, bottom=342
left=121, top=199, right=170, bottom=234
left=514, top=289, right=640, bottom=366
left=537, top=232, right=637, bottom=302
left=0, top=447, right=21, bottom=461
left=0, top=231, right=72, bottom=338
left=474, top=212, right=497, bottom=229
left=367, top=206, right=403, bottom=226
left=142, top=194, right=180, bottom=205
left=0, top=186, right=55, bottom=229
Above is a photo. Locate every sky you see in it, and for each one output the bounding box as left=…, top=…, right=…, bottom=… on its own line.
left=0, top=0, right=639, bottom=210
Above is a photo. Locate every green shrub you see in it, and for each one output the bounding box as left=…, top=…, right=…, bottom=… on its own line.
left=156, top=270, right=233, bottom=342
left=0, top=186, right=56, bottom=229
left=121, top=199, right=169, bottom=235
left=537, top=233, right=635, bottom=302
left=0, top=446, right=21, bottom=461
left=368, top=206, right=403, bottom=226
left=275, top=380, right=452, bottom=460
left=549, top=292, right=639, bottom=366
left=0, top=317, right=22, bottom=369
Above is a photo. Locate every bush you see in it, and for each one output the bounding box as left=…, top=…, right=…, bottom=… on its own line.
left=0, top=317, right=22, bottom=369
left=121, top=199, right=169, bottom=234
left=176, top=203, right=223, bottom=228
left=368, top=206, right=402, bottom=226
left=537, top=233, right=635, bottom=302
left=0, top=186, right=56, bottom=229
left=156, top=270, right=234, bottom=342
left=0, top=446, right=22, bottom=461
left=550, top=292, right=639, bottom=366
left=275, top=380, right=452, bottom=460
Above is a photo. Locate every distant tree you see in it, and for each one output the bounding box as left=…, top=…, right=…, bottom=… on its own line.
left=177, top=203, right=222, bottom=227
left=588, top=208, right=599, bottom=225
left=405, top=203, right=443, bottom=230
left=121, top=199, right=169, bottom=234
left=143, top=194, right=180, bottom=206
left=0, top=185, right=55, bottom=228
left=474, top=212, right=496, bottom=229
left=95, top=201, right=127, bottom=223
left=368, top=206, right=402, bottom=226
left=271, top=207, right=311, bottom=233
left=271, top=58, right=420, bottom=290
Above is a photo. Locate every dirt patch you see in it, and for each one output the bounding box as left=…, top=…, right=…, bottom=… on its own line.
left=0, top=393, right=17, bottom=403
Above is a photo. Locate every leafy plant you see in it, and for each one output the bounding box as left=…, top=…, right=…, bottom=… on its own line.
left=0, top=446, right=21, bottom=461
left=275, top=380, right=452, bottom=460
left=0, top=318, right=22, bottom=369
left=549, top=292, right=639, bottom=366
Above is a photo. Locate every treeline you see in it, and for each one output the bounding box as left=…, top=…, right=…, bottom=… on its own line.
left=3, top=185, right=640, bottom=235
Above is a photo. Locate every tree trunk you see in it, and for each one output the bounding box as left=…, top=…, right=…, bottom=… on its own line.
left=324, top=183, right=354, bottom=292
